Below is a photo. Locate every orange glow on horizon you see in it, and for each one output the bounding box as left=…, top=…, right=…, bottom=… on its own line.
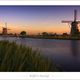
left=0, top=22, right=71, bottom=35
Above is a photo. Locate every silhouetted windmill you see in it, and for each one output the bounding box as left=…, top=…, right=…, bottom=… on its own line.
left=62, top=9, right=80, bottom=37
left=2, top=22, right=11, bottom=35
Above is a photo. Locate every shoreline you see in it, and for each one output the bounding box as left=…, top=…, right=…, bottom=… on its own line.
left=0, top=35, right=80, bottom=40
left=22, top=36, right=80, bottom=40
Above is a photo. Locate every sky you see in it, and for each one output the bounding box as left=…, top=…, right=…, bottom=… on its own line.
left=0, top=6, right=80, bottom=35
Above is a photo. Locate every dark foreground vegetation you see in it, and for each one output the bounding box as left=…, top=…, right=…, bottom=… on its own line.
left=0, top=40, right=58, bottom=72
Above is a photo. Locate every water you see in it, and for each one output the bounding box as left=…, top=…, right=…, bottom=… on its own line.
left=0, top=36, right=80, bottom=71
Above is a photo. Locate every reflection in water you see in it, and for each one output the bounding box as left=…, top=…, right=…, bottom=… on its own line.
left=71, top=41, right=79, bottom=57
left=1, top=37, right=80, bottom=71
left=19, top=38, right=27, bottom=46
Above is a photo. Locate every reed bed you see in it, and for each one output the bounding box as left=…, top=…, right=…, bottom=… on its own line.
left=0, top=40, right=58, bottom=71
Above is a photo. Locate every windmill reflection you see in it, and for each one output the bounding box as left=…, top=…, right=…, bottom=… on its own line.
left=71, top=41, right=79, bottom=57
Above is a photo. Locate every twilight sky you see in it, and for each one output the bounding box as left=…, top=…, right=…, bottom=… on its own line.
left=0, top=6, right=80, bottom=34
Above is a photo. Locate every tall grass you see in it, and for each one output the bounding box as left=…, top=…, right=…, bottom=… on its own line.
left=0, top=40, right=58, bottom=71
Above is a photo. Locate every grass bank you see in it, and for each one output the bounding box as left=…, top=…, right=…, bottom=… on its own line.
left=0, top=40, right=58, bottom=72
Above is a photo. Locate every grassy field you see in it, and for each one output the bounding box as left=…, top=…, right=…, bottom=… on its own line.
left=0, top=40, right=58, bottom=72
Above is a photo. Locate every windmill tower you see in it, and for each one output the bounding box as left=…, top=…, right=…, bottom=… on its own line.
left=62, top=10, right=80, bottom=37
left=2, top=23, right=7, bottom=35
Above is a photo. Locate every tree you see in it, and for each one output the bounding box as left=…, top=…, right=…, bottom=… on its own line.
left=42, top=32, right=48, bottom=37
left=62, top=33, right=68, bottom=37
left=20, top=31, right=27, bottom=37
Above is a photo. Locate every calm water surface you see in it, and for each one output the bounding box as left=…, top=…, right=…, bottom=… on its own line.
left=0, top=36, right=80, bottom=71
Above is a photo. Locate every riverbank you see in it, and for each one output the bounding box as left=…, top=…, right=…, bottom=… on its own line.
left=1, top=35, right=80, bottom=40
left=0, top=40, right=58, bottom=72
left=14, top=35, right=80, bottom=40
left=24, top=36, right=80, bottom=40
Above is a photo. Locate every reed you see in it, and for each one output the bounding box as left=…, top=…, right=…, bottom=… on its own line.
left=0, top=40, right=58, bottom=71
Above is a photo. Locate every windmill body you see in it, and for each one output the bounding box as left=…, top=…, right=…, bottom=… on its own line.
left=2, top=23, right=7, bottom=35
left=2, top=27, right=7, bottom=35
left=62, top=10, right=80, bottom=37
left=2, top=23, right=10, bottom=35
left=71, top=21, right=79, bottom=36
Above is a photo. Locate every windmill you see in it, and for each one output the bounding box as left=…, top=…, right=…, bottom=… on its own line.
left=2, top=22, right=11, bottom=35
left=62, top=9, right=80, bottom=37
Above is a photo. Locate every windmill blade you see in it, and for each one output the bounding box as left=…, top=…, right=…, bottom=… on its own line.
left=7, top=29, right=11, bottom=30
left=74, top=9, right=77, bottom=21
left=5, top=22, right=7, bottom=28
left=68, top=23, right=71, bottom=28
left=0, top=26, right=4, bottom=28
left=20, top=25, right=29, bottom=27
left=77, top=23, right=80, bottom=27
left=77, top=21, right=80, bottom=23
left=62, top=21, right=72, bottom=23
